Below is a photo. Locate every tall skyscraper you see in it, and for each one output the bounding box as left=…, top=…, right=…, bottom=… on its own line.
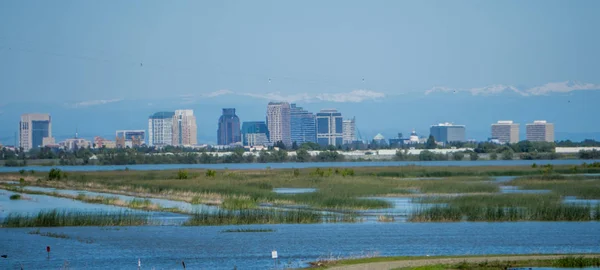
left=526, top=120, right=555, bottom=142
left=429, top=123, right=466, bottom=143
left=491, top=121, right=519, bottom=144
left=290, top=103, right=316, bottom=145
left=217, top=108, right=241, bottom=145
left=266, top=102, right=291, bottom=146
left=148, top=112, right=175, bottom=146
left=241, top=121, right=269, bottom=146
left=342, top=117, right=356, bottom=145
left=19, top=113, right=52, bottom=151
left=316, top=109, right=343, bottom=147
left=173, top=110, right=198, bottom=146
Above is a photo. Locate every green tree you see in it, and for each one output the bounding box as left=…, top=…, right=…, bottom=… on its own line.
left=490, top=153, right=498, bottom=160
left=296, top=149, right=311, bottom=162
left=394, top=150, right=406, bottom=161
left=501, top=150, right=514, bottom=160
left=452, top=152, right=465, bottom=161
left=177, top=170, right=189, bottom=179
left=425, top=135, right=437, bottom=149
left=469, top=152, right=479, bottom=161
left=273, top=141, right=286, bottom=150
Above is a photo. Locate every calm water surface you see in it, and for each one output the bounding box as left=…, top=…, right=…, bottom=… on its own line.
left=1, top=222, right=599, bottom=270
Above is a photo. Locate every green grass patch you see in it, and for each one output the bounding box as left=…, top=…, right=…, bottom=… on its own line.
left=310, top=254, right=600, bottom=269
left=28, top=229, right=70, bottom=239
left=509, top=176, right=600, bottom=199
left=411, top=194, right=600, bottom=222
left=9, top=194, right=21, bottom=200
left=2, top=209, right=151, bottom=227
left=554, top=256, right=600, bottom=267
left=221, top=197, right=258, bottom=210
left=183, top=209, right=357, bottom=226
left=221, top=228, right=275, bottom=233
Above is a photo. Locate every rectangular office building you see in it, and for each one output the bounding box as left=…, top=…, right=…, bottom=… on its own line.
left=241, top=121, right=269, bottom=147
left=526, top=120, right=554, bottom=142
left=429, top=123, right=466, bottom=143
left=290, top=104, right=316, bottom=145
left=491, top=121, right=519, bottom=144
left=19, top=113, right=52, bottom=151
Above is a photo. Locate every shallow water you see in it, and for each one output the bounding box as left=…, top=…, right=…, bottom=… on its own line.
left=563, top=196, right=600, bottom=205
left=493, top=176, right=518, bottom=183
left=0, top=190, right=187, bottom=224
left=272, top=188, right=317, bottom=194
left=359, top=197, right=440, bottom=218
left=500, top=186, right=551, bottom=194
left=1, top=222, right=599, bottom=270
left=22, top=186, right=220, bottom=213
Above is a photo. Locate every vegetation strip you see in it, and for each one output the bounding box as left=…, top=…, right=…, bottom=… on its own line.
left=312, top=254, right=600, bottom=270
left=2, top=209, right=151, bottom=227
left=3, top=165, right=600, bottom=224
left=221, top=228, right=275, bottom=233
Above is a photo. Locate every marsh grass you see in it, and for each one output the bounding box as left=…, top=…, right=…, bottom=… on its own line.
left=9, top=194, right=21, bottom=200
left=393, top=257, right=600, bottom=270
left=411, top=193, right=600, bottom=222
left=509, top=176, right=600, bottom=199
left=4, top=165, right=598, bottom=215
left=183, top=208, right=357, bottom=226
left=2, top=209, right=151, bottom=227
left=554, top=256, right=600, bottom=267
left=28, top=229, right=70, bottom=239
left=221, top=228, right=275, bottom=233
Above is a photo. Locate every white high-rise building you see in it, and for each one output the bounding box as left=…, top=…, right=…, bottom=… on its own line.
left=491, top=121, right=520, bottom=144
left=266, top=102, right=291, bottom=146
left=173, top=110, right=197, bottom=146
left=19, top=113, right=52, bottom=151
left=526, top=120, right=554, bottom=142
left=148, top=112, right=175, bottom=146
left=342, top=118, right=356, bottom=145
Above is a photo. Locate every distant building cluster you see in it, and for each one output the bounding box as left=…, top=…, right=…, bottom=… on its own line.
left=489, top=120, right=554, bottom=143
left=13, top=106, right=557, bottom=152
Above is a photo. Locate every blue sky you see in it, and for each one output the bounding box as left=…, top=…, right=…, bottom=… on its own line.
left=1, top=0, right=599, bottom=144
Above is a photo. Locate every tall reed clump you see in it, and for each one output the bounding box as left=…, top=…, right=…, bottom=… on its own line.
left=221, top=197, right=258, bottom=210
left=410, top=193, right=600, bottom=222
left=183, top=209, right=357, bottom=226
left=2, top=210, right=151, bottom=227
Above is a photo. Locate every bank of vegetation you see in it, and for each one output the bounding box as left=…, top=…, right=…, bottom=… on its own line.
left=3, top=165, right=600, bottom=224
left=2, top=210, right=150, bottom=227
left=183, top=209, right=357, bottom=226
left=2, top=139, right=600, bottom=167
left=311, top=255, right=600, bottom=269
left=410, top=193, right=600, bottom=222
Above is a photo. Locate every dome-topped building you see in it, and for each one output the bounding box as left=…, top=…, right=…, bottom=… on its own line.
left=373, top=133, right=386, bottom=145
left=409, top=130, right=419, bottom=143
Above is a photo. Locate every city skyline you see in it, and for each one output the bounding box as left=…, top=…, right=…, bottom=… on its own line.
left=4, top=105, right=576, bottom=149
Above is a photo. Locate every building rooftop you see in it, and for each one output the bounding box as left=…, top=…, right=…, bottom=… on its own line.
left=495, top=120, right=515, bottom=124
left=150, top=112, right=175, bottom=119
left=530, top=120, right=549, bottom=124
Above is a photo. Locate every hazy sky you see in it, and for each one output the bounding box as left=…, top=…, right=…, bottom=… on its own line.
left=2, top=0, right=599, bottom=102
left=1, top=0, right=599, bottom=143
